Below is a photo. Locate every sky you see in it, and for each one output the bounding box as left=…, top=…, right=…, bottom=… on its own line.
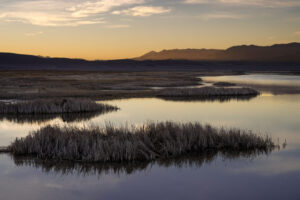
left=0, top=0, right=300, bottom=60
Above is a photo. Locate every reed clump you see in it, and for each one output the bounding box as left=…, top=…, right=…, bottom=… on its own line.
left=158, top=94, right=257, bottom=102
left=213, top=82, right=236, bottom=87
left=9, top=122, right=274, bottom=162
left=0, top=98, right=118, bottom=114
left=0, top=146, right=10, bottom=153
left=0, top=111, right=112, bottom=124
left=157, top=87, right=259, bottom=97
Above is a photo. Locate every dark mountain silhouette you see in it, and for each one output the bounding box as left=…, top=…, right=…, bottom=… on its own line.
left=0, top=43, right=299, bottom=71
left=136, top=43, right=300, bottom=62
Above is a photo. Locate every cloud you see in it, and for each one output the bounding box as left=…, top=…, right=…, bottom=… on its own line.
left=68, top=0, right=144, bottom=18
left=106, top=24, right=131, bottom=28
left=112, top=6, right=171, bottom=16
left=0, top=0, right=143, bottom=26
left=201, top=12, right=244, bottom=20
left=0, top=11, right=106, bottom=26
left=25, top=31, right=44, bottom=37
left=184, top=0, right=300, bottom=7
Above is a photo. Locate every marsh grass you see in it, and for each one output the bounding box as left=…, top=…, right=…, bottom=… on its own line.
left=158, top=87, right=259, bottom=98
left=158, top=94, right=257, bottom=102
left=9, top=122, right=274, bottom=162
left=0, top=98, right=118, bottom=114
left=213, top=82, right=237, bottom=87
left=0, top=146, right=9, bottom=153
left=0, top=111, right=112, bottom=124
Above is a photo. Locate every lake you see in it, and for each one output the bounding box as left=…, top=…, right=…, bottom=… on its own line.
left=0, top=74, right=300, bottom=200
left=202, top=74, right=300, bottom=87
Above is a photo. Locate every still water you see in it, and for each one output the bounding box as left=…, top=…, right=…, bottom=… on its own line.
left=202, top=74, right=300, bottom=87
left=0, top=75, right=300, bottom=200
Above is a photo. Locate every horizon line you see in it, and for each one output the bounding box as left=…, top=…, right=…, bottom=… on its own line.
left=1, top=42, right=299, bottom=61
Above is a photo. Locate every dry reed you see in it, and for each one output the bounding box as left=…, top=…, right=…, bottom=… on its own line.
left=9, top=122, right=274, bottom=162
left=158, top=87, right=259, bottom=97
left=0, top=98, right=118, bottom=114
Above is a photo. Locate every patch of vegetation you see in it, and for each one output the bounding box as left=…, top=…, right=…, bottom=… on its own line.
left=0, top=111, right=110, bottom=124
left=213, top=82, right=236, bottom=87
left=0, top=146, right=9, bottom=153
left=159, top=95, right=257, bottom=102
left=9, top=122, right=274, bottom=162
left=0, top=71, right=202, bottom=100
left=0, top=98, right=118, bottom=114
left=157, top=87, right=259, bottom=98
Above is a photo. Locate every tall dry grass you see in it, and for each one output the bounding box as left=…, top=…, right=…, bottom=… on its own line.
left=0, top=111, right=113, bottom=124
left=158, top=87, right=259, bottom=97
left=213, top=82, right=237, bottom=87
left=158, top=94, right=257, bottom=102
left=0, top=98, right=118, bottom=114
left=9, top=122, right=274, bottom=162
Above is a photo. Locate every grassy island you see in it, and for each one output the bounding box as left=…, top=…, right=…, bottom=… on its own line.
left=158, top=87, right=259, bottom=98
left=9, top=122, right=274, bottom=162
left=0, top=98, right=118, bottom=114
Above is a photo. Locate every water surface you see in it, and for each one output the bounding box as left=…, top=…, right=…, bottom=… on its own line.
left=202, top=74, right=300, bottom=87
left=0, top=75, right=300, bottom=200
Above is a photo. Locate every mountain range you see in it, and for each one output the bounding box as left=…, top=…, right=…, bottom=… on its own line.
left=0, top=42, right=299, bottom=71
left=136, top=43, right=300, bottom=62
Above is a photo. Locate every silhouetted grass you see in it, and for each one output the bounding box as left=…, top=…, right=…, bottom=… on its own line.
left=0, top=111, right=114, bottom=124
left=9, top=122, right=274, bottom=162
left=0, top=146, right=9, bottom=153
left=159, top=94, right=258, bottom=102
left=158, top=87, right=259, bottom=98
left=0, top=98, right=118, bottom=114
left=213, top=82, right=237, bottom=87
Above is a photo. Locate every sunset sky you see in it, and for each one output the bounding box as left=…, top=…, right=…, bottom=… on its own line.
left=0, top=0, right=300, bottom=60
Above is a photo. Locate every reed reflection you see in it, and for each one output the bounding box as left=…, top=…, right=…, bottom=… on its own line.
left=11, top=149, right=273, bottom=177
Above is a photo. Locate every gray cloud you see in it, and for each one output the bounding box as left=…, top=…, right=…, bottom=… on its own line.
left=112, top=6, right=171, bottom=16
left=0, top=0, right=144, bottom=26
left=184, top=0, right=300, bottom=7
left=200, top=12, right=244, bottom=20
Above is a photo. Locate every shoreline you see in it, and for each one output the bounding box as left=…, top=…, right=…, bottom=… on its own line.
left=0, top=71, right=299, bottom=101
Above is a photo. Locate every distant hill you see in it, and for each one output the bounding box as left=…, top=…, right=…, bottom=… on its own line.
left=0, top=43, right=300, bottom=71
left=136, top=43, right=300, bottom=62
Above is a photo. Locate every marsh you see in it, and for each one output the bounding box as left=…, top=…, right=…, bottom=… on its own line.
left=0, top=73, right=300, bottom=199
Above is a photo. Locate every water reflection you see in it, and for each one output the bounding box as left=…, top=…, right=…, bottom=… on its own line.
left=201, top=74, right=300, bottom=94
left=202, top=74, right=300, bottom=87
left=0, top=74, right=299, bottom=200
left=11, top=149, right=272, bottom=177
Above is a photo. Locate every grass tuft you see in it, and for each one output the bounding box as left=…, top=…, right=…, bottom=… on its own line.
left=0, top=98, right=118, bottom=114
left=213, top=82, right=237, bottom=87
left=0, top=112, right=113, bottom=124
left=158, top=87, right=259, bottom=98
left=9, top=122, right=275, bottom=162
